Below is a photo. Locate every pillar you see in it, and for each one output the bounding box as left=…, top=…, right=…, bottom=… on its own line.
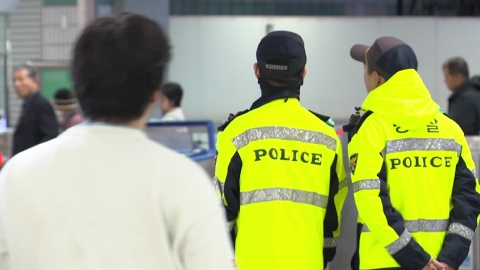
left=77, top=0, right=97, bottom=32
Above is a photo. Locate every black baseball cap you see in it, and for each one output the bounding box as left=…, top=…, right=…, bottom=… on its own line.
left=350, top=36, right=418, bottom=80
left=256, top=31, right=307, bottom=79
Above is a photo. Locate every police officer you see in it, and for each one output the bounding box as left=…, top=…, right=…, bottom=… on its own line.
left=347, top=36, right=480, bottom=270
left=214, top=31, right=347, bottom=270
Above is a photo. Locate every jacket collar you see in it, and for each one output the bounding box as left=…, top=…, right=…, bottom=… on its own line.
left=22, top=91, right=39, bottom=110
left=250, top=78, right=301, bottom=110
left=449, top=81, right=472, bottom=103
left=250, top=89, right=299, bottom=110
left=361, top=69, right=439, bottom=131
left=63, top=122, right=147, bottom=139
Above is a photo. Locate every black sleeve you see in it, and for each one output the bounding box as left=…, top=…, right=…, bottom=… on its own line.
left=449, top=96, right=478, bottom=135
left=377, top=162, right=431, bottom=269
left=223, top=152, right=242, bottom=247
left=37, top=101, right=59, bottom=143
left=323, top=154, right=339, bottom=267
left=437, top=156, right=480, bottom=268
left=224, top=152, right=242, bottom=223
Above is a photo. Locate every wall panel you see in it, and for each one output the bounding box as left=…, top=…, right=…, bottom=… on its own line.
left=42, top=5, right=78, bottom=60
left=168, top=16, right=480, bottom=122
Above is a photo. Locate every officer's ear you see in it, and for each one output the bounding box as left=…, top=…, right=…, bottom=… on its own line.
left=254, top=63, right=260, bottom=78
left=374, top=71, right=386, bottom=87
left=301, top=68, right=307, bottom=79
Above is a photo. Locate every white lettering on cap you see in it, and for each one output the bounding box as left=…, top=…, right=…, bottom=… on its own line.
left=265, top=64, right=288, bottom=71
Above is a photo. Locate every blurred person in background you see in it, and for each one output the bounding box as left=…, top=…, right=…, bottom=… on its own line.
left=12, top=65, right=58, bottom=156
left=214, top=31, right=347, bottom=270
left=471, top=74, right=480, bottom=83
left=443, top=57, right=480, bottom=135
left=160, top=83, right=185, bottom=120
left=53, top=88, right=84, bottom=131
left=0, top=13, right=234, bottom=270
left=348, top=37, right=480, bottom=270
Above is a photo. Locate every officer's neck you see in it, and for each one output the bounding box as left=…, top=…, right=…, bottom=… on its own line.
left=258, top=78, right=302, bottom=97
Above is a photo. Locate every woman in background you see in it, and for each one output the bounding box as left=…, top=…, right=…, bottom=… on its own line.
left=53, top=88, right=84, bottom=130
left=160, top=83, right=185, bottom=120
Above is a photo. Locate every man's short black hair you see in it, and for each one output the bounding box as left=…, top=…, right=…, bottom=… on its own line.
left=160, top=83, right=183, bottom=107
left=443, top=57, right=469, bottom=79
left=260, top=60, right=303, bottom=87
left=72, top=13, right=170, bottom=123
left=13, top=65, right=37, bottom=79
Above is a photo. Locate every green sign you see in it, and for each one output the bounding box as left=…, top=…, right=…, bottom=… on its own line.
left=43, top=0, right=76, bottom=5
left=40, top=69, right=73, bottom=100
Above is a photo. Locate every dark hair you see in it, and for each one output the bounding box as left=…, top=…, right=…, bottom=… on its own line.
left=13, top=65, right=37, bottom=79
left=259, top=60, right=303, bottom=87
left=161, top=83, right=183, bottom=107
left=443, top=57, right=469, bottom=79
left=54, top=88, right=74, bottom=99
left=72, top=13, right=170, bottom=123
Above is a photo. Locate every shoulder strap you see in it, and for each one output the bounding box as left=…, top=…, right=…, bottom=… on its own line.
left=439, top=109, right=453, bottom=120
left=308, top=110, right=335, bottom=127
left=343, top=110, right=373, bottom=142
left=217, top=109, right=250, bottom=131
left=355, top=111, right=373, bottom=132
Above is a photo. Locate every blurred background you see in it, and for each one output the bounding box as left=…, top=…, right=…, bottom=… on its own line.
left=0, top=0, right=479, bottom=128
left=0, top=1, right=480, bottom=269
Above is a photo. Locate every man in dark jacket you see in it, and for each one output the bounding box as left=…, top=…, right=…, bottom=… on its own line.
left=443, top=57, right=480, bottom=135
left=12, top=66, right=59, bottom=156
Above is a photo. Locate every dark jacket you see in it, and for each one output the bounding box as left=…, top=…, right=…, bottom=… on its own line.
left=58, top=108, right=84, bottom=131
left=448, top=80, right=480, bottom=135
left=13, top=92, right=59, bottom=156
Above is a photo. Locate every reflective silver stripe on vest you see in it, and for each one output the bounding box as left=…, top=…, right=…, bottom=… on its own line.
left=386, top=138, right=461, bottom=155
left=386, top=229, right=411, bottom=255
left=240, top=188, right=328, bottom=208
left=471, top=169, right=477, bottom=178
left=212, top=177, right=225, bottom=194
left=324, top=237, right=337, bottom=248
left=339, top=180, right=348, bottom=191
left=405, top=219, right=449, bottom=232
left=362, top=219, right=449, bottom=233
left=447, top=223, right=475, bottom=241
left=353, top=179, right=381, bottom=193
left=232, top=126, right=337, bottom=151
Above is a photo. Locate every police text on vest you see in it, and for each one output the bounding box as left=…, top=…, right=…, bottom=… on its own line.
left=253, top=148, right=322, bottom=165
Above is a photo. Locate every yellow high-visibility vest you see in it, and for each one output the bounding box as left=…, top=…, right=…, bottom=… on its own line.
left=215, top=97, right=347, bottom=270
left=349, top=69, right=480, bottom=270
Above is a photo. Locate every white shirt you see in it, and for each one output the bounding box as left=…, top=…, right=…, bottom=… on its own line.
left=0, top=124, right=234, bottom=270
left=161, top=107, right=185, bottom=121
